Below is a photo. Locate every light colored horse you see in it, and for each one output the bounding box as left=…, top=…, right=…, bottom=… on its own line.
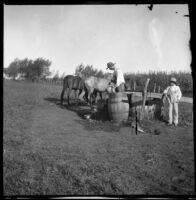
left=84, top=75, right=113, bottom=106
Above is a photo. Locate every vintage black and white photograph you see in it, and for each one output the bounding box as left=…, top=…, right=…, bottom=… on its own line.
left=3, top=4, right=194, bottom=196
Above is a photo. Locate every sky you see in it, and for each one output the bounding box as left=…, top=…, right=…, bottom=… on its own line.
left=4, top=4, right=191, bottom=76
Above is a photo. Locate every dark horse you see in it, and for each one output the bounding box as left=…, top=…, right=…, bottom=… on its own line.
left=60, top=75, right=87, bottom=105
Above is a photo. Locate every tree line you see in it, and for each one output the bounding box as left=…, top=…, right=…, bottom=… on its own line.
left=4, top=58, right=51, bottom=81
left=124, top=70, right=193, bottom=96
left=4, top=58, right=192, bottom=96
left=74, top=63, right=111, bottom=78
left=3, top=59, right=108, bottom=81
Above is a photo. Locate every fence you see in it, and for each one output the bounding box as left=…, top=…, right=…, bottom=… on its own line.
left=124, top=72, right=193, bottom=96
left=24, top=78, right=163, bottom=93
left=125, top=81, right=162, bottom=93
left=5, top=78, right=163, bottom=93
left=5, top=76, right=192, bottom=97
left=38, top=79, right=64, bottom=85
left=4, top=78, right=64, bottom=86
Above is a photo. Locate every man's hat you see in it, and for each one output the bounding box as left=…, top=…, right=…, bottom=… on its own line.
left=106, top=62, right=116, bottom=70
left=170, top=77, right=177, bottom=83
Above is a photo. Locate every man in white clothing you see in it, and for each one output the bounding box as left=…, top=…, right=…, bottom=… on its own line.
left=106, top=62, right=125, bottom=92
left=162, top=77, right=182, bottom=126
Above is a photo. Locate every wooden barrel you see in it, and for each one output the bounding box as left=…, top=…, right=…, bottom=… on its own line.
left=108, top=92, right=129, bottom=123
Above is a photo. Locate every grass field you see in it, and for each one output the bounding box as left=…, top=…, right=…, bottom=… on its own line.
left=3, top=80, right=194, bottom=196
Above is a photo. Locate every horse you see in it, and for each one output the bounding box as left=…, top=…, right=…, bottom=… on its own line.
left=60, top=75, right=87, bottom=105
left=84, top=75, right=113, bottom=106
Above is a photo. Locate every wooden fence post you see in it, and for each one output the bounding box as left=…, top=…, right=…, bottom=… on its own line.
left=158, top=86, right=160, bottom=93
left=140, top=78, right=150, bottom=120
left=133, top=81, right=136, bottom=91
left=153, top=83, right=156, bottom=93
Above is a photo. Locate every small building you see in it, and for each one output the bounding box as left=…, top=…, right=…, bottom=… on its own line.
left=3, top=73, right=12, bottom=80
left=15, top=73, right=26, bottom=80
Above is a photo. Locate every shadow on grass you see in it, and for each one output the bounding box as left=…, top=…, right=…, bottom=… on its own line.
left=44, top=97, right=123, bottom=132
left=44, top=97, right=62, bottom=105
left=44, top=97, right=177, bottom=134
left=44, top=97, right=110, bottom=121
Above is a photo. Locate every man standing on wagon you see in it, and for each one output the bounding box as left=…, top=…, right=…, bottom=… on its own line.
left=106, top=62, right=125, bottom=92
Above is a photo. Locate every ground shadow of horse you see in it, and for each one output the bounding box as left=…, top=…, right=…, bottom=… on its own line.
left=44, top=97, right=62, bottom=106
left=44, top=97, right=110, bottom=122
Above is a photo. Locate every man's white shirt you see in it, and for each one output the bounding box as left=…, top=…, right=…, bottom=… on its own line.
left=163, top=85, right=182, bottom=103
left=113, top=68, right=125, bottom=87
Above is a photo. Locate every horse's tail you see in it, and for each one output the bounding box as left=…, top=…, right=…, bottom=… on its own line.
left=83, top=80, right=88, bottom=93
left=81, top=79, right=89, bottom=101
left=62, top=75, right=69, bottom=90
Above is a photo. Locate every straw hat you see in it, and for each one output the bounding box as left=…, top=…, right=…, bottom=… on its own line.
left=106, top=62, right=116, bottom=70
left=170, top=77, right=177, bottom=84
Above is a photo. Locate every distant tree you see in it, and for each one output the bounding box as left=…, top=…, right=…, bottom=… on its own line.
left=32, top=57, right=51, bottom=79
left=5, top=57, right=52, bottom=81
left=3, top=68, right=7, bottom=74
left=75, top=64, right=105, bottom=78
left=82, top=65, right=94, bottom=77
left=96, top=70, right=104, bottom=78
left=53, top=71, right=59, bottom=83
left=60, top=73, right=66, bottom=79
left=75, top=64, right=85, bottom=76
left=53, top=71, right=59, bottom=78
left=6, top=58, right=20, bottom=79
left=18, top=58, right=34, bottom=79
